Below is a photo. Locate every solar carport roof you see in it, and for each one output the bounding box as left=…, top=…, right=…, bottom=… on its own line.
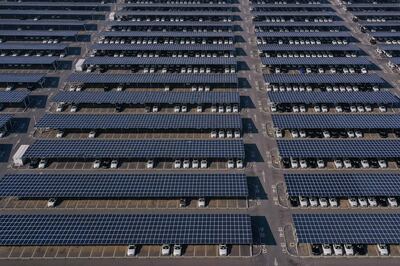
left=117, top=11, right=234, bottom=16
left=0, top=173, right=248, bottom=198
left=293, top=213, right=400, bottom=244
left=0, top=43, right=67, bottom=51
left=0, top=91, right=30, bottom=103
left=272, top=114, right=400, bottom=129
left=110, top=21, right=233, bottom=27
left=36, top=114, right=242, bottom=130
left=52, top=91, right=240, bottom=104
left=0, top=56, right=59, bottom=65
left=0, top=73, right=45, bottom=83
left=0, top=19, right=87, bottom=26
left=389, top=57, right=400, bottom=65
left=261, top=57, right=371, bottom=66
left=102, top=31, right=234, bottom=37
left=285, top=173, right=400, bottom=197
left=23, top=139, right=245, bottom=160
left=67, top=73, right=237, bottom=84
left=277, top=139, right=400, bottom=158
left=92, top=44, right=235, bottom=51
left=256, top=32, right=352, bottom=38
left=254, top=21, right=346, bottom=27
left=84, top=57, right=236, bottom=66
left=0, top=214, right=252, bottom=245
left=258, top=44, right=360, bottom=52
left=252, top=11, right=338, bottom=16
left=0, top=115, right=12, bottom=129
left=264, top=74, right=384, bottom=84
left=268, top=92, right=400, bottom=104
left=371, top=32, right=400, bottom=37
left=379, top=44, right=400, bottom=51
left=0, top=30, right=79, bottom=37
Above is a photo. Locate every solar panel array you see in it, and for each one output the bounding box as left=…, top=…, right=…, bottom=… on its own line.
left=92, top=44, right=235, bottom=52
left=52, top=91, right=240, bottom=104
left=293, top=214, right=400, bottom=244
left=0, top=173, right=248, bottom=198
left=264, top=74, right=385, bottom=84
left=261, top=57, right=371, bottom=66
left=272, top=114, right=400, bottom=129
left=277, top=139, right=400, bottom=158
left=0, top=214, right=252, bottom=245
left=0, top=115, right=12, bottom=129
left=36, top=114, right=242, bottom=130
left=285, top=173, right=400, bottom=197
left=23, top=139, right=245, bottom=159
left=0, top=91, right=30, bottom=103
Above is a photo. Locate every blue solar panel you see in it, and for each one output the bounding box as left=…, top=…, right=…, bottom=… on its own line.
left=277, top=139, right=400, bottom=158
left=52, top=91, right=240, bottom=105
left=293, top=214, right=400, bottom=244
left=264, top=74, right=384, bottom=84
left=84, top=57, right=236, bottom=66
left=272, top=114, right=400, bottom=129
left=110, top=21, right=233, bottom=27
left=23, top=139, right=245, bottom=160
left=261, top=57, right=371, bottom=65
left=268, top=92, right=400, bottom=105
left=0, top=173, right=248, bottom=198
left=117, top=11, right=234, bottom=16
left=103, top=31, right=234, bottom=37
left=0, top=214, right=252, bottom=245
left=0, top=73, right=45, bottom=83
left=256, top=32, right=352, bottom=38
left=0, top=43, right=68, bottom=51
left=389, top=57, right=400, bottom=65
left=0, top=30, right=79, bottom=37
left=92, top=44, right=235, bottom=51
left=67, top=73, right=237, bottom=84
left=0, top=91, right=30, bottom=103
left=371, top=32, right=400, bottom=37
left=254, top=21, right=346, bottom=27
left=0, top=56, right=58, bottom=65
left=258, top=44, right=360, bottom=52
left=252, top=11, right=338, bottom=16
left=0, top=115, right=12, bottom=129
left=0, top=19, right=87, bottom=27
left=379, top=44, right=400, bottom=51
left=285, top=173, right=400, bottom=197
left=36, top=114, right=242, bottom=130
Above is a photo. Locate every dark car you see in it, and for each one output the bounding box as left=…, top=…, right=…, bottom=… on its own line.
left=29, top=159, right=39, bottom=169
left=289, top=196, right=299, bottom=207
left=282, top=158, right=290, bottom=168
left=378, top=197, right=388, bottom=207
left=379, top=131, right=388, bottom=138
left=115, top=104, right=123, bottom=112
left=311, top=244, right=322, bottom=256
left=354, top=244, right=367, bottom=256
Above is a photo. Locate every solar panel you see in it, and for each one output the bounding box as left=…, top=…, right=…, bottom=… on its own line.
left=371, top=32, right=400, bottom=37
left=293, top=213, right=400, bottom=244
left=258, top=44, right=360, bottom=52
left=36, top=114, right=242, bottom=130
left=0, top=19, right=87, bottom=27
left=117, top=11, right=234, bottom=16
left=389, top=57, right=400, bottom=65
left=0, top=214, right=252, bottom=245
left=0, top=173, right=248, bottom=198
left=0, top=43, right=68, bottom=51
left=379, top=45, right=400, bottom=51
left=277, top=139, right=400, bottom=158
left=254, top=21, right=346, bottom=27
left=285, top=173, right=400, bottom=197
left=272, top=114, right=400, bottom=129
left=264, top=74, right=384, bottom=84
left=23, top=139, right=245, bottom=160
left=0, top=115, right=12, bottom=129
left=110, top=21, right=233, bottom=27
left=261, top=57, right=371, bottom=66
left=84, top=57, right=236, bottom=66
left=0, top=91, right=30, bottom=103
left=52, top=91, right=240, bottom=105
left=0, top=56, right=58, bottom=65
left=92, top=44, right=235, bottom=51
left=268, top=92, right=400, bottom=105
left=67, top=73, right=237, bottom=84
left=0, top=30, right=79, bottom=37
left=252, top=11, right=338, bottom=16
left=0, top=73, right=45, bottom=84
left=102, top=31, right=234, bottom=38
left=256, top=32, right=352, bottom=38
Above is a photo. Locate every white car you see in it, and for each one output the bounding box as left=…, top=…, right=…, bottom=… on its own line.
left=317, top=159, right=325, bottom=168
left=300, top=159, right=307, bottom=169
left=321, top=105, right=328, bottom=113
left=299, top=130, right=307, bottom=138
left=218, top=106, right=224, bottom=113
left=198, top=197, right=206, bottom=207
left=218, top=130, right=225, bottom=138
left=56, top=131, right=64, bottom=138
left=299, top=105, right=306, bottom=112
left=56, top=103, right=65, bottom=112
left=211, top=130, right=217, bottom=138
left=335, top=106, right=343, bottom=113
left=291, top=158, right=299, bottom=168
left=110, top=160, right=118, bottom=169
left=323, top=131, right=331, bottom=138
left=299, top=196, right=309, bottom=207
left=347, top=131, right=355, bottom=138
left=173, top=245, right=182, bottom=256
left=344, top=244, right=354, bottom=256
left=322, top=244, right=332, bottom=256
left=226, top=105, right=232, bottom=113
left=38, top=159, right=47, bottom=169
left=174, top=160, right=181, bottom=169
left=234, top=130, right=241, bottom=138
left=201, top=159, right=207, bottom=169
left=174, top=106, right=180, bottom=112
left=181, top=105, right=187, bottom=112
left=70, top=105, right=78, bottom=112
left=236, top=160, right=243, bottom=169
left=93, top=160, right=101, bottom=169
left=161, top=244, right=170, bottom=256
left=127, top=245, right=136, bottom=256
left=88, top=131, right=96, bottom=138
left=152, top=105, right=159, bottom=112
left=319, top=197, right=328, bottom=207
left=344, top=159, right=352, bottom=169
left=292, top=105, right=299, bottom=113
left=365, top=105, right=372, bottom=112
left=291, top=130, right=299, bottom=138
left=368, top=197, right=377, bottom=207
left=388, top=197, right=398, bottom=207
left=219, top=244, right=228, bottom=256
left=227, top=160, right=235, bottom=169
left=183, top=160, right=190, bottom=169
left=47, top=198, right=57, bottom=208
left=192, top=159, right=199, bottom=168
left=358, top=197, right=368, bottom=207
left=348, top=197, right=358, bottom=207
left=271, top=104, right=277, bottom=112
left=379, top=105, right=387, bottom=112
left=147, top=160, right=154, bottom=169
left=361, top=159, right=369, bottom=168
left=334, top=159, right=343, bottom=169
left=333, top=244, right=343, bottom=256
left=197, top=105, right=203, bottom=112
left=377, top=244, right=389, bottom=256
left=329, top=197, right=338, bottom=207
left=378, top=159, right=387, bottom=168
left=233, top=105, right=239, bottom=113
left=314, top=105, right=321, bottom=112
left=309, top=197, right=318, bottom=207
left=355, top=131, right=363, bottom=138
left=226, top=130, right=233, bottom=138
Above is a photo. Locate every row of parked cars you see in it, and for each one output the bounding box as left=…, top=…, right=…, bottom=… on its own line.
left=311, top=243, right=389, bottom=256
left=126, top=244, right=229, bottom=256
left=291, top=196, right=398, bottom=208
left=271, top=103, right=387, bottom=113
left=272, top=66, right=368, bottom=74
left=98, top=37, right=234, bottom=45
left=283, top=158, right=391, bottom=169
left=277, top=129, right=396, bottom=139
left=267, top=84, right=380, bottom=92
